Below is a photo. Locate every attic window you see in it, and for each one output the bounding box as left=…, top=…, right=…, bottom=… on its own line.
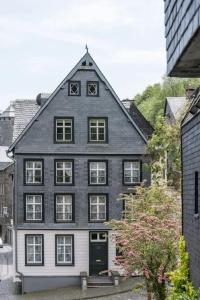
left=87, top=81, right=99, bottom=97
left=68, top=81, right=81, bottom=96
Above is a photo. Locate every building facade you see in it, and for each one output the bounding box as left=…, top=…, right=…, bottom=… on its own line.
left=8, top=52, right=152, bottom=293
left=164, top=0, right=200, bottom=288
left=165, top=0, right=200, bottom=76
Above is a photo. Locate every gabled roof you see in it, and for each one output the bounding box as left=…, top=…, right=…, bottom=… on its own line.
left=164, top=97, right=187, bottom=121
left=182, top=87, right=200, bottom=126
left=129, top=102, right=154, bottom=139
left=8, top=52, right=148, bottom=152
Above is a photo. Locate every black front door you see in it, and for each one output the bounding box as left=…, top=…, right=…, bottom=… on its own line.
left=89, top=232, right=108, bottom=275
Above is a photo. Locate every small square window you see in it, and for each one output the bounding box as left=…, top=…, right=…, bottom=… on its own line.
left=68, top=81, right=81, bottom=96
left=87, top=81, right=99, bottom=96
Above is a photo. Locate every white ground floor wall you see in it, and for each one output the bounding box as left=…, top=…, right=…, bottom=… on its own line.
left=15, top=230, right=120, bottom=277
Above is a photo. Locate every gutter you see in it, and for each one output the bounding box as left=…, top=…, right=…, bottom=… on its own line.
left=6, top=150, right=24, bottom=294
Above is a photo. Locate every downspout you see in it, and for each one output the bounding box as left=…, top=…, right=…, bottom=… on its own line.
left=6, top=150, right=24, bottom=294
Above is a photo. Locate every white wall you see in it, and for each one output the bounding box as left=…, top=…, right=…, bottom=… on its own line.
left=17, top=230, right=119, bottom=276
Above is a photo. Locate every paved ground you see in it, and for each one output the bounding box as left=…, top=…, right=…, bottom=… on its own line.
left=0, top=245, right=146, bottom=300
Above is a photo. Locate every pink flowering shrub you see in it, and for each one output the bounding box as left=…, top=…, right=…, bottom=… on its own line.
left=107, top=184, right=181, bottom=300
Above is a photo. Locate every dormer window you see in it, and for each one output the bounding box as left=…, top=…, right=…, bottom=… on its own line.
left=68, top=81, right=81, bottom=96
left=87, top=81, right=99, bottom=97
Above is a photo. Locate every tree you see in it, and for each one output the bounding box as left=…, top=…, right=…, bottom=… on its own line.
left=108, top=184, right=180, bottom=300
left=147, top=116, right=181, bottom=189
left=134, top=77, right=200, bottom=125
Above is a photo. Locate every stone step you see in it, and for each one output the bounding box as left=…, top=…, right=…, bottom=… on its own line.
left=87, top=276, right=113, bottom=287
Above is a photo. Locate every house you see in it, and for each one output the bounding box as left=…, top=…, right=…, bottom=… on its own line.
left=164, top=0, right=200, bottom=76
left=8, top=51, right=152, bottom=293
left=164, top=1, right=200, bottom=287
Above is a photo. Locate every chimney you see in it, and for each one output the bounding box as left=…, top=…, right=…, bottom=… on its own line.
left=185, top=88, right=196, bottom=99
left=121, top=99, right=133, bottom=110
left=36, top=93, right=51, bottom=107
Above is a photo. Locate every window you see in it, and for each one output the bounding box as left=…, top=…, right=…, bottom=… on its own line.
left=89, top=194, right=108, bottom=222
left=68, top=81, right=81, bottom=96
left=25, top=160, right=43, bottom=185
left=88, top=118, right=107, bottom=143
left=25, top=235, right=43, bottom=265
left=55, top=235, right=74, bottom=265
left=55, top=118, right=74, bottom=143
left=55, top=160, right=74, bottom=185
left=87, top=81, right=99, bottom=96
left=3, top=206, right=8, bottom=216
left=90, top=232, right=107, bottom=242
left=89, top=161, right=107, bottom=185
left=123, top=161, right=141, bottom=185
left=25, top=194, right=43, bottom=222
left=195, top=171, right=199, bottom=215
left=55, top=194, right=74, bottom=222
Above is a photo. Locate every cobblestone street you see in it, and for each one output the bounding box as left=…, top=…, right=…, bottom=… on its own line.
left=0, top=245, right=146, bottom=300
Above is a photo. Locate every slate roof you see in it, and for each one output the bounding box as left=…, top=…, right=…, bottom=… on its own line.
left=8, top=51, right=148, bottom=152
left=128, top=101, right=154, bottom=139
left=182, top=87, right=200, bottom=126
left=164, top=97, right=187, bottom=122
left=12, top=100, right=40, bottom=142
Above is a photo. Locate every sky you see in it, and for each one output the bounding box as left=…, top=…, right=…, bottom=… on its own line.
left=0, top=0, right=166, bottom=111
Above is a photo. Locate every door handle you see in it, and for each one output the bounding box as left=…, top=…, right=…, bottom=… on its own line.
left=96, top=259, right=101, bottom=262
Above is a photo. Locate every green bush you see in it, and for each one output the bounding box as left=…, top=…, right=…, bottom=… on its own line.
left=167, top=237, right=200, bottom=300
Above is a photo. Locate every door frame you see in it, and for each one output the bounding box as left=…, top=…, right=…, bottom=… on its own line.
left=89, top=231, right=108, bottom=276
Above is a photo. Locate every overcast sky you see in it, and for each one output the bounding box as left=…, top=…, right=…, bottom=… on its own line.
left=0, top=0, right=166, bottom=111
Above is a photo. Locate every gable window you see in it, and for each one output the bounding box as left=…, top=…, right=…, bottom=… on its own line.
left=55, top=160, right=74, bottom=185
left=87, top=81, right=99, bottom=96
left=123, top=161, right=141, bottom=185
left=88, top=161, right=107, bottom=185
left=25, top=234, right=44, bottom=266
left=195, top=171, right=199, bottom=215
left=55, top=118, right=74, bottom=143
left=25, top=194, right=43, bottom=222
left=89, top=194, right=108, bottom=222
left=55, top=194, right=74, bottom=222
left=55, top=235, right=74, bottom=265
left=25, top=160, right=43, bottom=185
left=68, top=81, right=81, bottom=96
left=88, top=118, right=107, bottom=143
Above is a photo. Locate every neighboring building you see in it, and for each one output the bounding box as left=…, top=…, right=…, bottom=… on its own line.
left=0, top=147, right=13, bottom=244
left=165, top=0, right=200, bottom=76
left=8, top=51, right=152, bottom=293
left=164, top=0, right=200, bottom=288
left=164, top=97, right=187, bottom=124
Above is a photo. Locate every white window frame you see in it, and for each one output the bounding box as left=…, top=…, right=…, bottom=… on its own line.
left=87, top=81, right=98, bottom=96
left=90, top=232, right=107, bottom=242
left=123, top=161, right=141, bottom=184
left=89, top=195, right=107, bottom=221
left=89, top=119, right=106, bottom=142
left=89, top=161, right=107, bottom=185
left=56, top=194, right=73, bottom=222
left=56, top=235, right=73, bottom=265
left=25, top=161, right=43, bottom=184
left=56, top=118, right=73, bottom=142
left=26, top=235, right=43, bottom=265
left=56, top=161, right=73, bottom=184
left=25, top=195, right=43, bottom=221
left=69, top=81, right=80, bottom=96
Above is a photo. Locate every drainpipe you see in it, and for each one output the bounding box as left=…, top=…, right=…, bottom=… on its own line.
left=6, top=150, right=24, bottom=294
